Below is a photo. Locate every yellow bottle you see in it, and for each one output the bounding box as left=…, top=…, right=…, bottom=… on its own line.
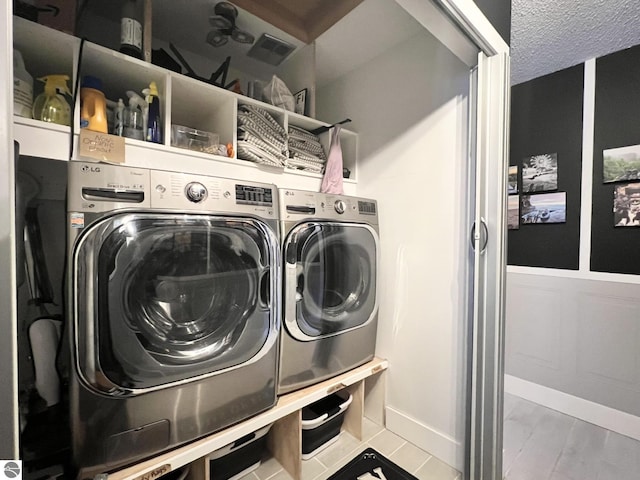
left=32, top=75, right=71, bottom=126
left=80, top=75, right=108, bottom=133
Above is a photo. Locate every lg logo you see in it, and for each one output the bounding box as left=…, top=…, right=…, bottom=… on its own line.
left=1, top=461, right=21, bottom=479
left=81, top=165, right=101, bottom=173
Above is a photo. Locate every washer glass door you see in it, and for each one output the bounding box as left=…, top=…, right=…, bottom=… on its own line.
left=73, top=213, right=278, bottom=393
left=284, top=222, right=377, bottom=340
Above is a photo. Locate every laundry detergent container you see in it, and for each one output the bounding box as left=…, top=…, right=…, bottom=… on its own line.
left=302, top=391, right=353, bottom=459
left=210, top=424, right=272, bottom=480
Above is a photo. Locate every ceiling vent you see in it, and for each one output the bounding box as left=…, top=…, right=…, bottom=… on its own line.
left=247, top=33, right=296, bottom=66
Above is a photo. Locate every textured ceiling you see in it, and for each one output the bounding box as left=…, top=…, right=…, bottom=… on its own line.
left=511, top=0, right=640, bottom=85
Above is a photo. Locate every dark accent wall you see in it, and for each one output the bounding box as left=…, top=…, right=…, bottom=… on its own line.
left=508, top=64, right=584, bottom=269
left=592, top=44, right=640, bottom=274
left=474, top=0, right=510, bottom=45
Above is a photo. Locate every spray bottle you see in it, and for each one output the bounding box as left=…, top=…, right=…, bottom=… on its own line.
left=143, top=81, right=162, bottom=143
left=112, top=98, right=125, bottom=136
left=32, top=75, right=71, bottom=126
left=124, top=90, right=147, bottom=140
left=106, top=98, right=126, bottom=136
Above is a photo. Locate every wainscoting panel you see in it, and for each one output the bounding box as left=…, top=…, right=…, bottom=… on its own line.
left=506, top=272, right=640, bottom=417
left=576, top=293, right=640, bottom=387
left=507, top=283, right=563, bottom=370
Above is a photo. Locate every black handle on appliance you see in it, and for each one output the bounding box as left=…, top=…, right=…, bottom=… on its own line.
left=82, top=188, right=145, bottom=203
left=286, top=242, right=297, bottom=264
left=259, top=270, right=270, bottom=308
left=296, top=273, right=304, bottom=298
left=309, top=118, right=351, bottom=136
left=286, top=205, right=316, bottom=214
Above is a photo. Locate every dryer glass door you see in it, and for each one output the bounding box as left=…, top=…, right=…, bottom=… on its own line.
left=284, top=222, right=378, bottom=340
left=73, top=213, right=278, bottom=394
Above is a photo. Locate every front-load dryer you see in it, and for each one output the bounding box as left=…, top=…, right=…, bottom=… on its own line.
left=278, top=189, right=379, bottom=395
left=67, top=162, right=280, bottom=478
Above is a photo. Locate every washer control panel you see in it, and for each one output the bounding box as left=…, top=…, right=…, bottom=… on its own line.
left=235, top=184, right=273, bottom=206
left=68, top=162, right=278, bottom=219
left=185, top=182, right=208, bottom=203
left=150, top=170, right=276, bottom=218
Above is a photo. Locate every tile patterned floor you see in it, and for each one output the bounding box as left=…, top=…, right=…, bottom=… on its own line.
left=237, top=392, right=640, bottom=480
left=242, top=418, right=461, bottom=480
left=503, top=393, right=640, bottom=480
left=29, top=371, right=640, bottom=478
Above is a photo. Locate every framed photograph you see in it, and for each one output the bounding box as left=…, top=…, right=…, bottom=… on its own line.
left=614, top=182, right=640, bottom=226
left=508, top=165, right=518, bottom=194
left=521, top=192, right=566, bottom=224
left=507, top=195, right=520, bottom=230
left=521, top=153, right=558, bottom=193
left=294, top=88, right=307, bottom=115
left=603, top=144, right=640, bottom=183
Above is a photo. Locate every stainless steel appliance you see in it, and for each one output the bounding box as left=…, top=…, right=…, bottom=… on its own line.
left=278, top=189, right=379, bottom=394
left=67, top=162, right=280, bottom=478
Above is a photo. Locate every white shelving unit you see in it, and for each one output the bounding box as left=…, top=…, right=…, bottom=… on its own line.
left=12, top=16, right=359, bottom=194
left=12, top=15, right=373, bottom=479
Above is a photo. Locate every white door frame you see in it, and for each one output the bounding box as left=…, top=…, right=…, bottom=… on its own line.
left=469, top=50, right=510, bottom=480
left=0, top=3, right=20, bottom=460
left=396, top=1, right=510, bottom=478
left=0, top=2, right=510, bottom=473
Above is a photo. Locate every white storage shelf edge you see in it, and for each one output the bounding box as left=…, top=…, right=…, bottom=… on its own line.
left=14, top=119, right=356, bottom=194
left=13, top=16, right=359, bottom=190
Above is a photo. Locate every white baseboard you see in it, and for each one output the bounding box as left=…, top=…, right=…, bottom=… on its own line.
left=385, top=406, right=463, bottom=471
left=504, top=374, right=640, bottom=441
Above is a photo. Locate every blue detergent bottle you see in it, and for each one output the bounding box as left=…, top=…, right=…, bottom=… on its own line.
left=144, top=81, right=162, bottom=143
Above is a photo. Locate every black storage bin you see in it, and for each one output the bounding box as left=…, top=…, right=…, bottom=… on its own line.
left=209, top=424, right=272, bottom=480
left=301, top=391, right=353, bottom=459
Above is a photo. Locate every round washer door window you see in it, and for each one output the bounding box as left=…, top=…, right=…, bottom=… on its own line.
left=284, top=222, right=378, bottom=339
left=73, top=213, right=278, bottom=392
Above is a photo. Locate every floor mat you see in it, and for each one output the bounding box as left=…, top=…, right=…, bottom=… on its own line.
left=327, top=447, right=418, bottom=480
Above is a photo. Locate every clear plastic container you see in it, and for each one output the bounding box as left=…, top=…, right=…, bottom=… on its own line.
left=124, top=105, right=144, bottom=140
left=14, top=49, right=33, bottom=118
left=171, top=124, right=219, bottom=154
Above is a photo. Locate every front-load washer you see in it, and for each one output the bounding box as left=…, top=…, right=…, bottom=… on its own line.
left=278, top=189, right=379, bottom=395
left=67, top=162, right=280, bottom=478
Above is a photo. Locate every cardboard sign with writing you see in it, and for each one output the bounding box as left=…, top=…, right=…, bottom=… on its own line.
left=132, top=464, right=171, bottom=480
left=79, top=129, right=125, bottom=164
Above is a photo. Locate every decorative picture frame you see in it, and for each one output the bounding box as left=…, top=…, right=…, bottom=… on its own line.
left=603, top=144, right=640, bottom=183
left=521, top=153, right=558, bottom=193
left=507, top=195, right=520, bottom=230
left=520, top=192, right=567, bottom=224
left=294, top=88, right=307, bottom=115
left=508, top=165, right=518, bottom=194
left=614, top=182, right=640, bottom=226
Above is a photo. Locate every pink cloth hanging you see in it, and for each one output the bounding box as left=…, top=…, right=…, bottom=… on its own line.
left=320, top=125, right=344, bottom=194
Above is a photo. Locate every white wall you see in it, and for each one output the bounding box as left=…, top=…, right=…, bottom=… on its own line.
left=317, top=30, right=471, bottom=469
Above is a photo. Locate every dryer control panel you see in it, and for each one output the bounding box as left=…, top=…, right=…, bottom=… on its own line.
left=279, top=189, right=378, bottom=224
